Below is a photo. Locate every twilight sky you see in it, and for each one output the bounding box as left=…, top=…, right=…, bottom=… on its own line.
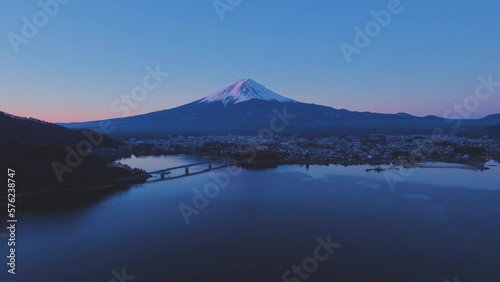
left=1, top=0, right=499, bottom=122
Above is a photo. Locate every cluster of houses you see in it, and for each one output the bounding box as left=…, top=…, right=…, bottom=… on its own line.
left=123, top=134, right=500, bottom=165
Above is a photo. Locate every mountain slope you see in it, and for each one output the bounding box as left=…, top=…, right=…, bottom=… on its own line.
left=0, top=111, right=118, bottom=149
left=0, top=112, right=133, bottom=193
left=198, top=78, right=296, bottom=105
left=60, top=79, right=500, bottom=137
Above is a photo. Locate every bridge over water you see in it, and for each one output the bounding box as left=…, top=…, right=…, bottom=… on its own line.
left=4, top=159, right=232, bottom=206
left=146, top=159, right=230, bottom=183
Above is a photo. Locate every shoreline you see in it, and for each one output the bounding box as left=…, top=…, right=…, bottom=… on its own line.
left=5, top=155, right=496, bottom=209
left=0, top=173, right=150, bottom=208
left=199, top=155, right=493, bottom=171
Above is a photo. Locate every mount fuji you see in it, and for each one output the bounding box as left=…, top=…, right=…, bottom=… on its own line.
left=198, top=79, right=297, bottom=106
left=61, top=79, right=500, bottom=137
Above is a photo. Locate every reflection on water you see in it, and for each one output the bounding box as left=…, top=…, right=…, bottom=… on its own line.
left=7, top=155, right=500, bottom=282
left=278, top=160, right=500, bottom=191
left=117, top=154, right=208, bottom=172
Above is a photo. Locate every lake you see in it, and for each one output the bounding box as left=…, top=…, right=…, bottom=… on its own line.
left=4, top=155, right=500, bottom=282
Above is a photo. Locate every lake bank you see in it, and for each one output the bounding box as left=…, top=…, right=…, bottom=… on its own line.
left=9, top=154, right=500, bottom=282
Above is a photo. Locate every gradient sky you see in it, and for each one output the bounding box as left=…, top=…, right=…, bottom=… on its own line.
left=1, top=0, right=499, bottom=122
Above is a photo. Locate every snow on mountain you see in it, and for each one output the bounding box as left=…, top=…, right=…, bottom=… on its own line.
left=198, top=79, right=297, bottom=106
left=59, top=78, right=500, bottom=137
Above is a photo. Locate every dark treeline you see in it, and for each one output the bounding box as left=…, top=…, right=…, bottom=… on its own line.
left=0, top=112, right=142, bottom=200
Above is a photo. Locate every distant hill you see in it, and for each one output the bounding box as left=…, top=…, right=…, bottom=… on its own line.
left=0, top=111, right=118, bottom=150
left=60, top=79, right=500, bottom=137
left=464, top=124, right=500, bottom=139
left=0, top=111, right=135, bottom=195
left=480, top=114, right=500, bottom=123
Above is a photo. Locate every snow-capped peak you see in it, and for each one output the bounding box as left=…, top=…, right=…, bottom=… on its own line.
left=198, top=79, right=297, bottom=106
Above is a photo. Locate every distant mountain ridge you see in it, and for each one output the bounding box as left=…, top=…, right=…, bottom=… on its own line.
left=59, top=79, right=500, bottom=137
left=0, top=111, right=117, bottom=149
left=479, top=113, right=500, bottom=122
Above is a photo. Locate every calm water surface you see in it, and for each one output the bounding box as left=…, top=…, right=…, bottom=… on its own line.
left=4, top=155, right=500, bottom=282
